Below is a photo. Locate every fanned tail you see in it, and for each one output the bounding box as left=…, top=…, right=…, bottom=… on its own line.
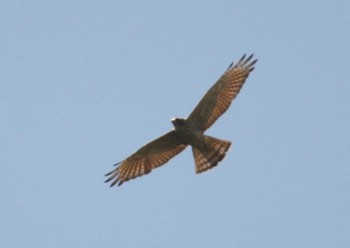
left=192, top=135, right=231, bottom=173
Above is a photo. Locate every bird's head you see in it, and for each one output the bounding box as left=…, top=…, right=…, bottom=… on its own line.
left=171, top=117, right=186, bottom=129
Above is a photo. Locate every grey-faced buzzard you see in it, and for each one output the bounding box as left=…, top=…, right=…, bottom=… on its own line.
left=105, top=54, right=257, bottom=187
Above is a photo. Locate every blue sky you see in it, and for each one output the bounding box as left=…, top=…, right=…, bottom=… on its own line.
left=1, top=1, right=349, bottom=247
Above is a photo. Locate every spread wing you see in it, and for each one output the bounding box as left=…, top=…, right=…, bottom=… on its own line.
left=105, top=130, right=187, bottom=187
left=187, top=54, right=257, bottom=131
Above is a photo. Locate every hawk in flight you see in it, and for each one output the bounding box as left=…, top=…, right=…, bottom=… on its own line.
left=105, top=54, right=257, bottom=187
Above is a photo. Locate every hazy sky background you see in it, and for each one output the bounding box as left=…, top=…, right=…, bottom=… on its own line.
left=1, top=1, right=349, bottom=247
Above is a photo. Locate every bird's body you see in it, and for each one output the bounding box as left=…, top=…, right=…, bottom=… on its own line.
left=171, top=117, right=232, bottom=173
left=105, top=54, right=257, bottom=187
left=171, top=118, right=203, bottom=147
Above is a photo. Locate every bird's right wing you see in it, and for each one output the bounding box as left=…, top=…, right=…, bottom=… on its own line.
left=187, top=54, right=257, bottom=131
left=105, top=130, right=187, bottom=187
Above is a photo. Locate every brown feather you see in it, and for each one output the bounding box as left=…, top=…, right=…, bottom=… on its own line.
left=187, top=54, right=257, bottom=131
left=105, top=131, right=187, bottom=186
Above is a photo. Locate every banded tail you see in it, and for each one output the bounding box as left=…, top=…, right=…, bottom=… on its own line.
left=192, top=135, right=231, bottom=173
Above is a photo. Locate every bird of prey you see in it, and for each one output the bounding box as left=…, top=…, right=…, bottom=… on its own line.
left=105, top=54, right=257, bottom=187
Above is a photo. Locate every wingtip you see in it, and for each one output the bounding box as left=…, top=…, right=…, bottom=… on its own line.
left=113, top=161, right=122, bottom=166
left=104, top=171, right=112, bottom=177
left=104, top=176, right=112, bottom=183
left=246, top=53, right=254, bottom=61
left=110, top=180, right=117, bottom=187
left=239, top=54, right=246, bottom=62
left=235, top=54, right=248, bottom=66
left=108, top=179, right=123, bottom=187
left=247, top=58, right=258, bottom=69
left=226, top=61, right=234, bottom=70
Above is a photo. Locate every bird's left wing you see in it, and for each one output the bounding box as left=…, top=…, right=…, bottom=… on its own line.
left=105, top=130, right=187, bottom=187
left=187, top=54, right=257, bottom=131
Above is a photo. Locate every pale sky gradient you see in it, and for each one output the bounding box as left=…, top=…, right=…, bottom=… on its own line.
left=1, top=1, right=350, bottom=247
